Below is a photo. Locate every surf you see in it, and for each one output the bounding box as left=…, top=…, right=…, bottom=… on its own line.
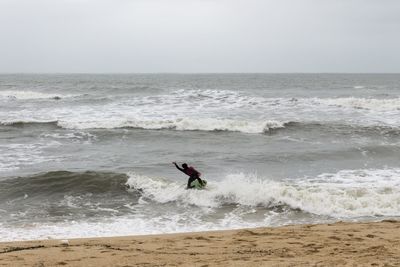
left=126, top=168, right=400, bottom=218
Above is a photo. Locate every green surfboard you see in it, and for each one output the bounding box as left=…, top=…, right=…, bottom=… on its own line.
left=190, top=179, right=207, bottom=189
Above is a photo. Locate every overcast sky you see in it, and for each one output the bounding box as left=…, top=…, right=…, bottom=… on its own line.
left=0, top=0, right=399, bottom=73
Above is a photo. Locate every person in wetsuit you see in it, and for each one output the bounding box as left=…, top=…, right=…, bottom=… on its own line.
left=173, top=162, right=204, bottom=189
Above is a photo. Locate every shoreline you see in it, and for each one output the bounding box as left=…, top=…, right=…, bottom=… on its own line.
left=1, top=220, right=400, bottom=266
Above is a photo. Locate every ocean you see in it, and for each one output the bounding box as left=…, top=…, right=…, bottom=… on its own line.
left=1, top=73, right=400, bottom=242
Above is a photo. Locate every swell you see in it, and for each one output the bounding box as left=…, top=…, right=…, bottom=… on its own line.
left=0, top=121, right=59, bottom=128
left=278, top=122, right=400, bottom=137
left=0, top=171, right=130, bottom=202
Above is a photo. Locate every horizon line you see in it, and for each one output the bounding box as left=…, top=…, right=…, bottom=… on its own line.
left=1, top=72, right=400, bottom=75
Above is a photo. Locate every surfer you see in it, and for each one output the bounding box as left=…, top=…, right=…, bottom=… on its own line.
left=173, top=162, right=204, bottom=189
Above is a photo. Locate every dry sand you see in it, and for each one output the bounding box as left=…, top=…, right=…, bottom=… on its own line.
left=1, top=220, right=400, bottom=266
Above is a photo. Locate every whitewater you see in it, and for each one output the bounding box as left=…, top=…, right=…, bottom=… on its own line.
left=1, top=73, right=400, bottom=241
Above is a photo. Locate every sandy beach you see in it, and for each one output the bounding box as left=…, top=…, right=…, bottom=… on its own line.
left=1, top=220, right=399, bottom=266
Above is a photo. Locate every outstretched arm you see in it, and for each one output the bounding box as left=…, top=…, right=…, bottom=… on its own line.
left=173, top=162, right=185, bottom=173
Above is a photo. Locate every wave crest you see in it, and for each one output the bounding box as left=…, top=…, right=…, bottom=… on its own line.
left=0, top=171, right=129, bottom=201
left=0, top=118, right=288, bottom=134
left=126, top=168, right=400, bottom=217
left=57, top=118, right=287, bottom=133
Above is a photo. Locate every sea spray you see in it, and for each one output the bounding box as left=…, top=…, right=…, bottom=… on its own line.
left=126, top=168, right=400, bottom=217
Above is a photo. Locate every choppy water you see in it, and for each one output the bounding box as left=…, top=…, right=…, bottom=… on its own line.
left=1, top=74, right=400, bottom=241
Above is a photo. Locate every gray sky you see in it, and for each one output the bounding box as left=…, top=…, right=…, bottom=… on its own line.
left=0, top=0, right=399, bottom=73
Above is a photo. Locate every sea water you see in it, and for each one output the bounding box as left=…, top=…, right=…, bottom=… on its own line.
left=1, top=73, right=400, bottom=241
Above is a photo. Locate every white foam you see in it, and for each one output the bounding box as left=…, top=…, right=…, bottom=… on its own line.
left=0, top=90, right=75, bottom=100
left=0, top=213, right=262, bottom=242
left=40, top=131, right=96, bottom=144
left=0, top=142, right=61, bottom=172
left=2, top=168, right=399, bottom=242
left=2, top=89, right=400, bottom=132
left=126, top=169, right=400, bottom=217
left=316, top=97, right=400, bottom=112
left=57, top=118, right=285, bottom=134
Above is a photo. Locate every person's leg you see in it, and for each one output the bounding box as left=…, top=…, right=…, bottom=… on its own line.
left=187, top=176, right=196, bottom=188
left=195, top=176, right=203, bottom=185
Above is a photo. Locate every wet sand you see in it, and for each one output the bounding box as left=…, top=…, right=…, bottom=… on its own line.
left=1, top=220, right=400, bottom=266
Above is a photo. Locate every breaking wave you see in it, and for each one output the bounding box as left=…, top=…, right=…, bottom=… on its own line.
left=2, top=119, right=400, bottom=138
left=0, top=118, right=289, bottom=134
left=3, top=168, right=400, bottom=218
left=56, top=118, right=288, bottom=133
left=1, top=89, right=400, bottom=133
left=126, top=168, right=400, bottom=218
left=1, top=168, right=400, bottom=241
